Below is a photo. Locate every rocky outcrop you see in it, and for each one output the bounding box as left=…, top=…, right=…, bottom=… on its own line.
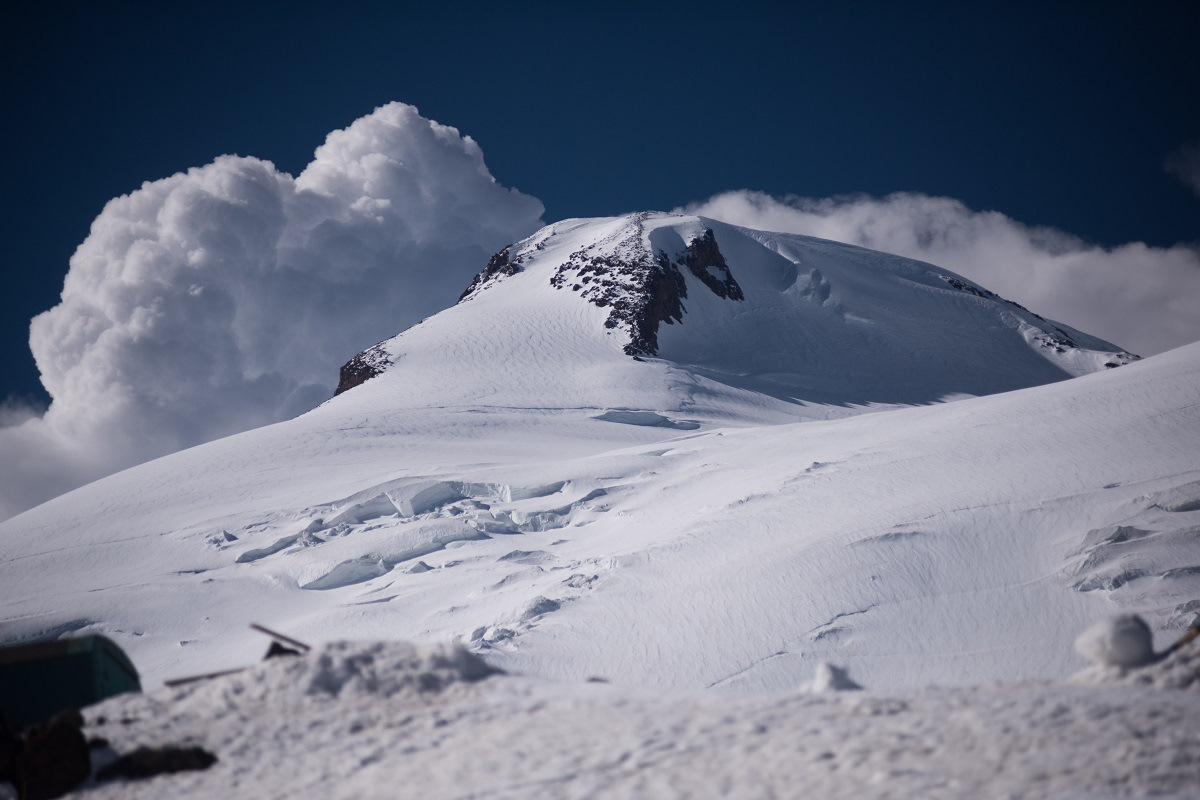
left=3, top=710, right=90, bottom=800
left=334, top=343, right=392, bottom=397
left=682, top=228, right=743, bottom=300
left=548, top=219, right=741, bottom=357
left=552, top=246, right=687, bottom=357
left=459, top=246, right=521, bottom=302
left=97, top=745, right=218, bottom=781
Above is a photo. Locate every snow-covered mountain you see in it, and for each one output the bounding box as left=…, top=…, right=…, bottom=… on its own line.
left=2, top=214, right=1192, bottom=696
left=336, top=212, right=1134, bottom=418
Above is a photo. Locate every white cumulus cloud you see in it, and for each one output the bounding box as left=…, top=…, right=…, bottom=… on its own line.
left=1, top=103, right=543, bottom=521
left=681, top=191, right=1200, bottom=358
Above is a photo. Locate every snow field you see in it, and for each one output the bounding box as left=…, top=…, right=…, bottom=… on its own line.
left=3, top=342, right=1197, bottom=694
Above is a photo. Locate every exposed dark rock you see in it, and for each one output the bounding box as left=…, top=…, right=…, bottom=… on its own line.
left=333, top=342, right=392, bottom=397
left=547, top=219, right=743, bottom=357
left=97, top=745, right=217, bottom=781
left=681, top=229, right=743, bottom=300
left=14, top=710, right=90, bottom=800
left=623, top=253, right=689, bottom=357
left=551, top=249, right=686, bottom=357
left=0, top=721, right=17, bottom=794
left=264, top=641, right=304, bottom=659
left=1104, top=352, right=1140, bottom=367
left=459, top=245, right=521, bottom=301
left=1033, top=332, right=1078, bottom=353
left=940, top=274, right=999, bottom=302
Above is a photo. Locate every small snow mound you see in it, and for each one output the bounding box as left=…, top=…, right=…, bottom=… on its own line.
left=296, top=641, right=498, bottom=697
left=1074, top=614, right=1155, bottom=668
left=807, top=661, right=862, bottom=692
left=179, top=641, right=501, bottom=711
left=1071, top=626, right=1200, bottom=691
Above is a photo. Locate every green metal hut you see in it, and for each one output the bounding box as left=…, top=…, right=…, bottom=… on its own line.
left=0, top=636, right=141, bottom=730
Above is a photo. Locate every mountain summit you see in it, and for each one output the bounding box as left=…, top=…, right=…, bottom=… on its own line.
left=336, top=213, right=1134, bottom=414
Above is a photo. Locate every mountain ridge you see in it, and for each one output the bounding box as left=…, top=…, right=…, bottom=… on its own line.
left=334, top=212, right=1135, bottom=412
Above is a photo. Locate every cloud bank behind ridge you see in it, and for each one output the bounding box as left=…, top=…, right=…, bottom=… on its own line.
left=0, top=103, right=544, bottom=520
left=682, top=191, right=1200, bottom=360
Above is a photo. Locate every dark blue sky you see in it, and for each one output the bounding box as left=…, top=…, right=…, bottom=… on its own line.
left=4, top=1, right=1197, bottom=407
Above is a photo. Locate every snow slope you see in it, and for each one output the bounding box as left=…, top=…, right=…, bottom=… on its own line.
left=0, top=215, right=1191, bottom=697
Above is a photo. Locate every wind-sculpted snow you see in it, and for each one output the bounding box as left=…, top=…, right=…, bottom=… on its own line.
left=592, top=409, right=700, bottom=429
left=1065, top=479, right=1200, bottom=622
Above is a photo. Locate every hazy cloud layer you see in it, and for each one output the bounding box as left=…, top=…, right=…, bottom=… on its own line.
left=0, top=395, right=44, bottom=429
left=1, top=103, right=543, bottom=520
left=683, top=191, right=1200, bottom=358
